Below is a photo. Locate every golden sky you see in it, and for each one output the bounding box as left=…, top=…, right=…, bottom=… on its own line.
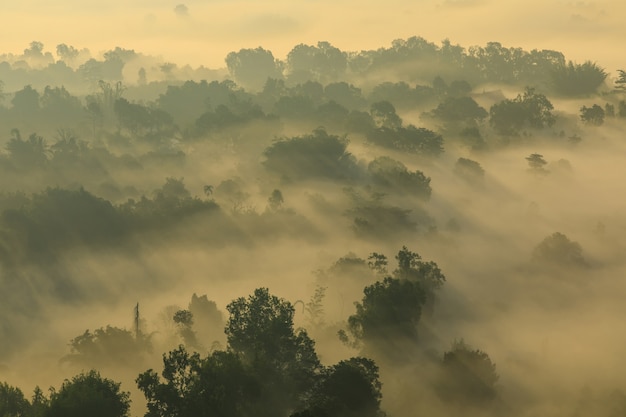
left=1, top=0, right=624, bottom=72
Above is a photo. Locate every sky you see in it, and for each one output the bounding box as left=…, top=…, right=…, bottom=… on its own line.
left=1, top=0, right=624, bottom=72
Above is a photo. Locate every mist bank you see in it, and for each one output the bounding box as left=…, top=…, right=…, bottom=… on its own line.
left=0, top=34, right=626, bottom=417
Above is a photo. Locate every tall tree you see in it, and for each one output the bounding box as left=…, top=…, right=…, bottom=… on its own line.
left=226, top=47, right=283, bottom=91
left=47, top=370, right=130, bottom=417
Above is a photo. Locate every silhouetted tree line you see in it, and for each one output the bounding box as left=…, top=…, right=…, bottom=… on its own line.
left=0, top=248, right=512, bottom=416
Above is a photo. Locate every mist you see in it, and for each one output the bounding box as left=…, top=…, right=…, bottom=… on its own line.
left=1, top=16, right=626, bottom=417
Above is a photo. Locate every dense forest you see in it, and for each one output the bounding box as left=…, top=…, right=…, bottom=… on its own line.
left=1, top=36, right=626, bottom=417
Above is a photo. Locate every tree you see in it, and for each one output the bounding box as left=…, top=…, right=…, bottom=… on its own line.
left=5, top=130, right=48, bottom=169
left=226, top=47, right=283, bottom=91
left=268, top=189, right=284, bottom=210
left=489, top=87, right=555, bottom=135
left=431, top=96, right=488, bottom=124
left=616, top=69, right=626, bottom=90
left=47, top=370, right=130, bottom=417
left=0, top=382, right=31, bottom=417
left=11, top=85, right=40, bottom=116
left=226, top=288, right=321, bottom=414
left=137, top=347, right=259, bottom=417
left=620, top=100, right=626, bottom=118
left=437, top=340, right=498, bottom=406
left=56, top=43, right=79, bottom=64
left=532, top=232, right=587, bottom=268
left=367, top=156, right=432, bottom=200
left=62, top=325, right=151, bottom=369
left=324, top=82, right=365, bottom=110
left=286, top=42, right=347, bottom=83
left=551, top=61, right=607, bottom=96
left=340, top=247, right=445, bottom=355
left=366, top=125, right=444, bottom=156
left=341, top=277, right=426, bottom=355
left=525, top=153, right=547, bottom=171
left=295, top=358, right=383, bottom=417
left=370, top=101, right=402, bottom=129
left=580, top=104, right=605, bottom=126
left=263, top=128, right=357, bottom=180
left=173, top=310, right=201, bottom=350
left=454, top=158, right=485, bottom=182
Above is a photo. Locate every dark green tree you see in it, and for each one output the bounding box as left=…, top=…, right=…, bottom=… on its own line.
left=225, top=288, right=322, bottom=399
left=368, top=156, right=432, bottom=200
left=616, top=69, right=626, bottom=90
left=580, top=104, right=605, bottom=126
left=525, top=153, right=548, bottom=172
left=532, top=232, right=587, bottom=268
left=454, top=158, right=485, bottom=182
left=431, top=96, right=488, bottom=124
left=5, top=130, right=48, bottom=169
left=62, top=326, right=151, bottom=369
left=436, top=340, right=499, bottom=406
left=268, top=189, right=284, bottom=210
left=0, top=382, right=31, bottom=417
left=11, top=85, right=40, bottom=116
left=294, top=358, right=383, bottom=417
left=47, top=370, right=130, bottom=417
left=286, top=42, right=347, bottom=83
left=263, top=128, right=357, bottom=180
left=226, top=47, right=283, bottom=91
left=341, top=277, right=426, bottom=355
left=489, top=87, right=555, bottom=135
left=551, top=61, right=607, bottom=96
left=370, top=101, right=402, bottom=129
left=340, top=247, right=445, bottom=355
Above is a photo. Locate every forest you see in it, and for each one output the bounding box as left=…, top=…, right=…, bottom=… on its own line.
left=1, top=35, right=626, bottom=417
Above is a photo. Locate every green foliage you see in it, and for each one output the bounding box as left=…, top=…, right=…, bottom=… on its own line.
left=295, top=358, right=383, bottom=417
left=286, top=41, right=347, bottom=83
left=368, top=82, right=435, bottom=109
left=525, top=153, right=548, bottom=173
left=5, top=130, right=48, bottom=169
left=47, top=370, right=130, bottom=417
left=114, top=98, right=174, bottom=137
left=366, top=126, right=444, bottom=156
left=11, top=85, right=40, bottom=115
left=532, top=232, right=587, bottom=268
left=489, top=87, right=555, bottom=135
left=341, top=247, right=445, bottom=355
left=344, top=277, right=426, bottom=350
left=63, top=326, right=152, bottom=368
left=551, top=61, right=607, bottom=96
left=616, top=70, right=626, bottom=90
left=2, top=187, right=126, bottom=257
left=370, top=101, right=402, bottom=129
left=580, top=104, right=605, bottom=126
left=304, top=286, right=327, bottom=328
left=323, top=82, right=365, bottom=110
left=226, top=288, right=320, bottom=371
left=263, top=128, right=357, bottom=180
left=619, top=100, right=626, bottom=118
left=138, top=289, right=326, bottom=417
left=393, top=246, right=446, bottom=292
left=198, top=104, right=260, bottom=132
left=367, top=156, right=432, bottom=199
left=431, top=96, right=488, bottom=123
left=437, top=340, right=498, bottom=406
left=121, top=178, right=218, bottom=228
left=454, top=158, right=485, bottom=182
left=268, top=189, right=284, bottom=210
left=226, top=47, right=282, bottom=91
left=173, top=310, right=201, bottom=350
left=0, top=382, right=31, bottom=417
left=157, top=80, right=249, bottom=127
